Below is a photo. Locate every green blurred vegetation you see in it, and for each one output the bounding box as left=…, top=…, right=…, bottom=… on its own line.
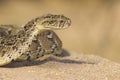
left=0, top=0, right=120, bottom=63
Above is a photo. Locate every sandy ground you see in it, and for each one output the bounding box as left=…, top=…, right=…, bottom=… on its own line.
left=0, top=50, right=119, bottom=80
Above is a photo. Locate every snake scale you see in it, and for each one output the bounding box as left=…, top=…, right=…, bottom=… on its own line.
left=0, top=14, right=71, bottom=66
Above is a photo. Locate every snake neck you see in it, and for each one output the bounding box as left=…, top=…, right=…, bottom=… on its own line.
left=23, top=17, right=49, bottom=32
left=23, top=18, right=38, bottom=31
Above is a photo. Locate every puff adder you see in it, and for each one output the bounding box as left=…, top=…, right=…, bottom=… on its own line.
left=0, top=14, right=71, bottom=66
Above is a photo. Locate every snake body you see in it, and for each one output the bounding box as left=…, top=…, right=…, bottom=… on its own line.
left=0, top=14, right=71, bottom=66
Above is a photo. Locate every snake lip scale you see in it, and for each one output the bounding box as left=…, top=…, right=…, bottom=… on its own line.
left=0, top=14, right=71, bottom=66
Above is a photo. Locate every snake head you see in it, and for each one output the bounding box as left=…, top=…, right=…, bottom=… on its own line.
left=36, top=14, right=71, bottom=30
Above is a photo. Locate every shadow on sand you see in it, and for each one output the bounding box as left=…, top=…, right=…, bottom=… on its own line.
left=3, top=49, right=95, bottom=68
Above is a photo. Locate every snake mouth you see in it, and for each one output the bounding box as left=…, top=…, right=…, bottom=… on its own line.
left=45, top=19, right=71, bottom=30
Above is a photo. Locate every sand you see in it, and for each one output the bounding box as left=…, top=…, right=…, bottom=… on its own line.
left=0, top=50, right=120, bottom=80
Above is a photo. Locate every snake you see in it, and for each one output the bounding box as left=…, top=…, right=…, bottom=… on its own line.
left=0, top=14, right=71, bottom=66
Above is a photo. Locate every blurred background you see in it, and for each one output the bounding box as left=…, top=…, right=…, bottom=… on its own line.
left=0, top=0, right=120, bottom=63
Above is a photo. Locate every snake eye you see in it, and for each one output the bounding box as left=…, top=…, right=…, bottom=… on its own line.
left=60, top=20, right=64, bottom=23
left=49, top=21, right=54, bottom=24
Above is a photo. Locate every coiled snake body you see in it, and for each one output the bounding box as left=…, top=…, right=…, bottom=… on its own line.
left=0, top=14, right=71, bottom=66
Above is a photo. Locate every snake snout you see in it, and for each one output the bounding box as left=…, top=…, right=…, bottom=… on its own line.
left=59, top=17, right=71, bottom=29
